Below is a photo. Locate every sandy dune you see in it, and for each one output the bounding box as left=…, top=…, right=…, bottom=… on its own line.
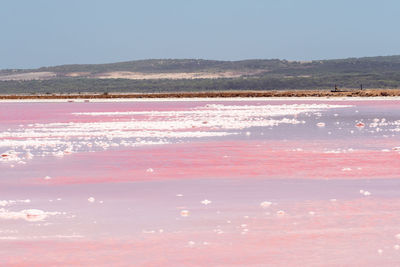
left=64, top=72, right=91, bottom=77
left=0, top=70, right=257, bottom=81
left=0, top=72, right=56, bottom=81
left=94, top=71, right=245, bottom=80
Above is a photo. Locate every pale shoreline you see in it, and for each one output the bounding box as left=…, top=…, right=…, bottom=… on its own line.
left=1, top=96, right=400, bottom=103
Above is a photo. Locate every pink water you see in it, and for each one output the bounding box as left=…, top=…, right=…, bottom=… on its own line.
left=1, top=99, right=400, bottom=266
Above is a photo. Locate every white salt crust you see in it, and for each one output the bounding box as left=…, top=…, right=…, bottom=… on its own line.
left=0, top=103, right=352, bottom=164
left=0, top=208, right=61, bottom=222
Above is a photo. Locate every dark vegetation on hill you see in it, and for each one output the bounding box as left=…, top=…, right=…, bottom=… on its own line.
left=1, top=56, right=400, bottom=94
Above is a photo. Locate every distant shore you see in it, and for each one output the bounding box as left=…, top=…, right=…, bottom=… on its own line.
left=1, top=89, right=400, bottom=99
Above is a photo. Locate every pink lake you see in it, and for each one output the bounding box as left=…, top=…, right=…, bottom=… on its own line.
left=1, top=98, right=400, bottom=266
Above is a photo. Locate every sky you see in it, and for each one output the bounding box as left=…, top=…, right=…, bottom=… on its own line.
left=1, top=0, right=400, bottom=69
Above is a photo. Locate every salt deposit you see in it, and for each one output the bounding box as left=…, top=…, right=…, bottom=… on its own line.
left=180, top=210, right=190, bottom=217
left=0, top=208, right=60, bottom=221
left=276, top=210, right=286, bottom=216
left=359, top=189, right=371, bottom=196
left=260, top=201, right=272, bottom=208
left=368, top=118, right=400, bottom=133
left=0, top=103, right=351, bottom=163
left=24, top=209, right=45, bottom=218
left=0, top=199, right=31, bottom=207
left=200, top=199, right=212, bottom=205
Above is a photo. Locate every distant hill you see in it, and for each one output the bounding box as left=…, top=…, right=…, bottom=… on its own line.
left=1, top=56, right=400, bottom=94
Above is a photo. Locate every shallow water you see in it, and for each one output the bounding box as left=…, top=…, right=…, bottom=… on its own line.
left=1, top=98, right=400, bottom=266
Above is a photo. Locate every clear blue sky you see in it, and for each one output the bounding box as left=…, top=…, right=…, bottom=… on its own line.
left=1, top=0, right=399, bottom=69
